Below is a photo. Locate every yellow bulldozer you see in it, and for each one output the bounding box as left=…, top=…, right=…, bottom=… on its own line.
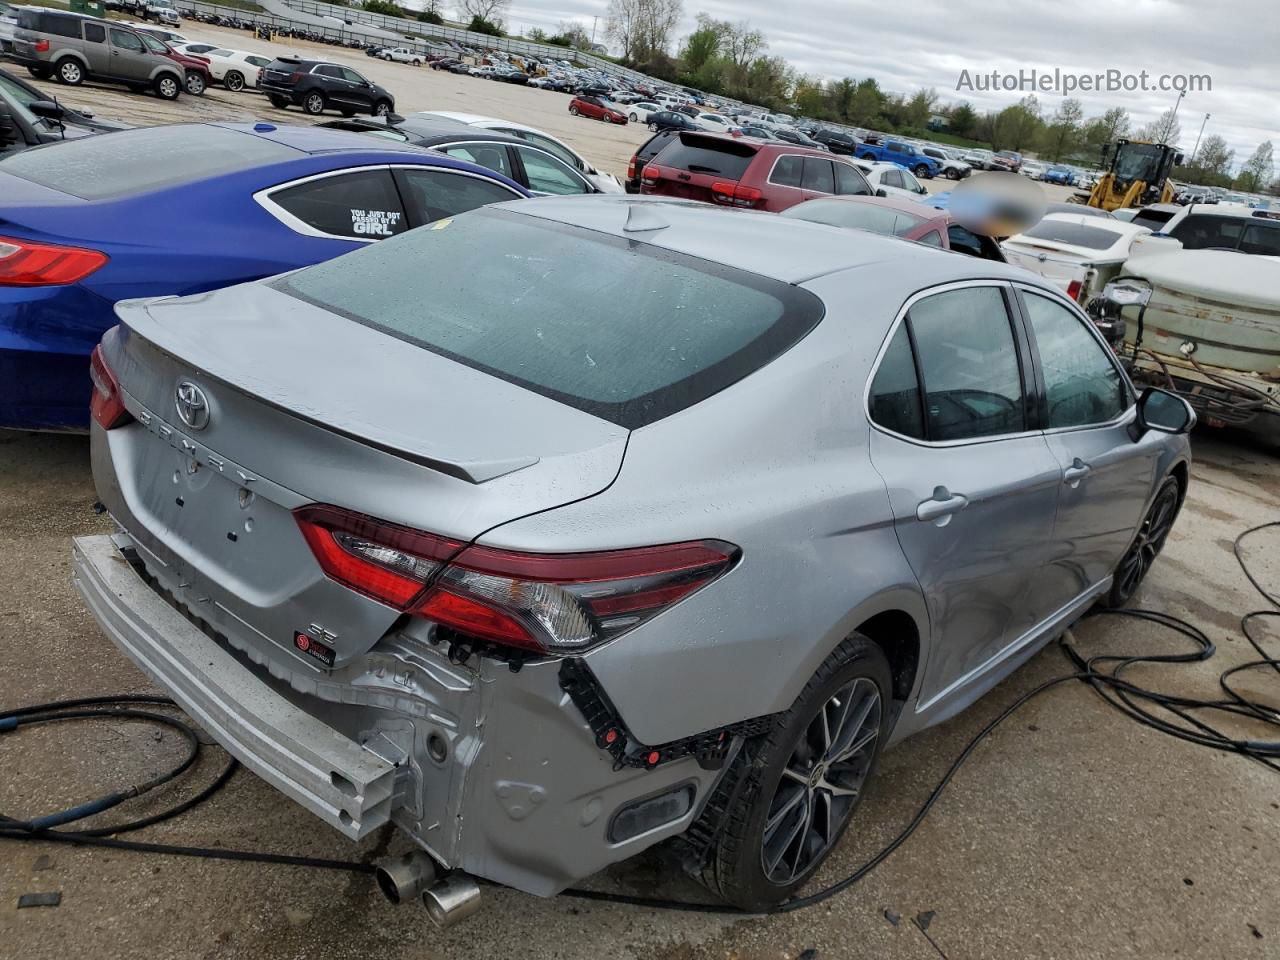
left=1075, top=139, right=1184, bottom=211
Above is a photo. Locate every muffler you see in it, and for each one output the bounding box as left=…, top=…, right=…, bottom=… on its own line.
left=422, top=873, right=483, bottom=929
left=374, top=851, right=438, bottom=905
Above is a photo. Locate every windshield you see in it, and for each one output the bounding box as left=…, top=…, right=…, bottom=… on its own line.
left=1113, top=143, right=1165, bottom=183
left=277, top=209, right=825, bottom=428
left=0, top=73, right=43, bottom=129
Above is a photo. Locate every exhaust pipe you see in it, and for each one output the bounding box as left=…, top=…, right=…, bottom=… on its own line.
left=422, top=873, right=482, bottom=929
left=374, top=851, right=438, bottom=905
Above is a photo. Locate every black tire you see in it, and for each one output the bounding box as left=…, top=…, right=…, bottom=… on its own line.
left=648, top=122, right=658, bottom=132
left=27, top=65, right=52, bottom=81
left=184, top=70, right=205, bottom=95
left=268, top=94, right=289, bottom=109
left=693, top=634, right=892, bottom=911
left=54, top=57, right=85, bottom=85
left=913, top=163, right=929, bottom=178
left=371, top=99, right=391, bottom=117
left=154, top=73, right=181, bottom=100
left=946, top=167, right=961, bottom=180
left=569, top=105, right=579, bottom=115
left=1100, top=475, right=1181, bottom=608
left=224, top=69, right=245, bottom=92
left=302, top=91, right=326, bottom=115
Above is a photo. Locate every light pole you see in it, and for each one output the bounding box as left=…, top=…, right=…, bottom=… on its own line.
left=591, top=15, right=597, bottom=45
left=1192, top=113, right=1210, bottom=162
left=1164, top=88, right=1186, bottom=144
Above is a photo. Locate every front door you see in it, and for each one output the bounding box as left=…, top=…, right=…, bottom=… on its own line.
left=107, top=28, right=151, bottom=82
left=1014, top=286, right=1161, bottom=609
left=866, top=283, right=1061, bottom=708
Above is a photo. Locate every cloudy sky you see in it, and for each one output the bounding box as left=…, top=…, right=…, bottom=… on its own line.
left=444, top=0, right=1277, bottom=170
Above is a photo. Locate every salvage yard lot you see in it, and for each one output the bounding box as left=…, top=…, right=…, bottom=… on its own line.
left=2, top=434, right=1278, bottom=960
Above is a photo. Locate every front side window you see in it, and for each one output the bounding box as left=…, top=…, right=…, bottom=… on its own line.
left=393, top=168, right=520, bottom=224
left=341, top=67, right=365, bottom=84
left=516, top=147, right=590, bottom=195
left=440, top=143, right=512, bottom=178
left=881, top=169, right=904, bottom=189
left=268, top=169, right=406, bottom=241
left=110, top=28, right=144, bottom=52
left=1022, top=291, right=1127, bottom=428
left=907, top=286, right=1025, bottom=441
left=901, top=170, right=923, bottom=193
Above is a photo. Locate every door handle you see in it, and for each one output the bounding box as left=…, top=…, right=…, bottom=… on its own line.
left=916, top=486, right=968, bottom=524
left=1063, top=458, right=1092, bottom=488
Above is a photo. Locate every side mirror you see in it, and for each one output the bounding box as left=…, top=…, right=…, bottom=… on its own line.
left=916, top=185, right=927, bottom=195
left=1135, top=386, right=1195, bottom=436
left=28, top=99, right=65, bottom=121
left=875, top=188, right=888, bottom=198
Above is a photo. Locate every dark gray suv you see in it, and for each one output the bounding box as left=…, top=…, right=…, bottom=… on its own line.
left=10, top=8, right=183, bottom=99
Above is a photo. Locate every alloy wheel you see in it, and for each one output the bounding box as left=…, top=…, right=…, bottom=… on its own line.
left=760, top=677, right=881, bottom=884
left=60, top=62, right=82, bottom=84
left=1113, top=484, right=1180, bottom=602
left=225, top=71, right=244, bottom=91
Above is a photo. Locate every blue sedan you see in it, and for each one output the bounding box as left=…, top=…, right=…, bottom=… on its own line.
left=1042, top=166, right=1077, bottom=186
left=0, top=122, right=531, bottom=430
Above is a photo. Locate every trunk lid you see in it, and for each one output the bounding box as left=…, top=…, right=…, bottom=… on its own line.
left=98, top=282, right=627, bottom=667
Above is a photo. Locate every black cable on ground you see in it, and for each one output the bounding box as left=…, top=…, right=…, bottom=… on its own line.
left=1, top=522, right=1278, bottom=916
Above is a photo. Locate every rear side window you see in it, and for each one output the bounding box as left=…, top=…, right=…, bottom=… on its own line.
left=268, top=170, right=406, bottom=240
left=638, top=132, right=676, bottom=162
left=770, top=155, right=802, bottom=188
left=516, top=147, right=589, bottom=195
left=26, top=12, right=82, bottom=36
left=869, top=287, right=1025, bottom=442
left=1241, top=223, right=1280, bottom=256
left=277, top=209, right=825, bottom=428
left=83, top=22, right=105, bottom=42
left=868, top=324, right=924, bottom=439
left=801, top=157, right=834, bottom=193
left=0, top=125, right=299, bottom=200
left=657, top=135, right=756, bottom=180
left=909, top=287, right=1024, bottom=441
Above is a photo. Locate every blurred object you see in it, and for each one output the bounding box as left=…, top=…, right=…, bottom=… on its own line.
left=947, top=173, right=1046, bottom=238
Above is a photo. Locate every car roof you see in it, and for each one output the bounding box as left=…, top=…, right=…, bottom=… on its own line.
left=346, top=117, right=530, bottom=147
left=811, top=194, right=951, bottom=222
left=212, top=122, right=418, bottom=155
left=497, top=196, right=1028, bottom=286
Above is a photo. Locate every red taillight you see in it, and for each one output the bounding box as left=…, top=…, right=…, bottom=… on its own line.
left=295, top=505, right=738, bottom=654
left=627, top=156, right=636, bottom=179
left=710, top=181, right=761, bottom=208
left=89, top=345, right=132, bottom=430
left=0, top=235, right=107, bottom=287
left=34, top=39, right=49, bottom=52
left=1066, top=280, right=1083, bottom=302
left=288, top=71, right=302, bottom=83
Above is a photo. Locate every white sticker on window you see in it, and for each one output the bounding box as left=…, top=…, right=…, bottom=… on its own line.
left=350, top=208, right=401, bottom=237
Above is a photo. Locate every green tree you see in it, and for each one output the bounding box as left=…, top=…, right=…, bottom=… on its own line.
left=903, top=87, right=938, bottom=130
left=1137, top=107, right=1181, bottom=146
left=1180, top=133, right=1233, bottom=187
left=678, top=14, right=721, bottom=74
left=847, top=77, right=883, bottom=126
left=1236, top=141, right=1274, bottom=192
left=417, top=8, right=442, bottom=23
left=1040, top=97, right=1084, bottom=161
left=949, top=101, right=977, bottom=138
left=992, top=96, right=1042, bottom=151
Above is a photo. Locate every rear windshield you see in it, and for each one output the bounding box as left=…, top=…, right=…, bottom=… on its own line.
left=1019, top=221, right=1122, bottom=250
left=0, top=125, right=298, bottom=200
left=783, top=199, right=923, bottom=236
left=277, top=208, right=824, bottom=428
left=656, top=134, right=756, bottom=180
left=1131, top=209, right=1175, bottom=231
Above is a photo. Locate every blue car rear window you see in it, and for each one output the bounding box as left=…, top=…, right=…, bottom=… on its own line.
left=0, top=125, right=299, bottom=200
left=277, top=208, right=824, bottom=428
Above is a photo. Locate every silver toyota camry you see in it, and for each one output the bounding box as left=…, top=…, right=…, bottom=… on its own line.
left=74, top=196, right=1193, bottom=918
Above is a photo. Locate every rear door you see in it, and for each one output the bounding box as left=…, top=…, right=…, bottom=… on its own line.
left=258, top=167, right=408, bottom=242
left=866, top=282, right=1062, bottom=709
left=80, top=20, right=110, bottom=75
left=799, top=156, right=835, bottom=202
left=1013, top=285, right=1159, bottom=611
left=761, top=153, right=809, bottom=210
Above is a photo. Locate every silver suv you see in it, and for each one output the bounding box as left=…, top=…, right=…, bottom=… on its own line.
left=11, top=8, right=183, bottom=98
left=74, top=198, right=1194, bottom=921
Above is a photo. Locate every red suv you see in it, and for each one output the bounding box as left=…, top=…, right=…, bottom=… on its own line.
left=640, top=133, right=872, bottom=212
left=569, top=95, right=627, bottom=124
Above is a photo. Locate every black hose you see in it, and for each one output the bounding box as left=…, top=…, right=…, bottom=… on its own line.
left=1, top=522, right=1277, bottom=916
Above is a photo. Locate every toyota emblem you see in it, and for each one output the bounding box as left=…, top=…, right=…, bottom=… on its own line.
left=175, top=381, right=210, bottom=431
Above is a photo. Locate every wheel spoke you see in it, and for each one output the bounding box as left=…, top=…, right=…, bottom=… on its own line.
left=764, top=783, right=806, bottom=835
left=765, top=791, right=809, bottom=876
left=818, top=776, right=860, bottom=799
left=832, top=727, right=878, bottom=765
left=787, top=792, right=815, bottom=880
left=828, top=683, right=877, bottom=762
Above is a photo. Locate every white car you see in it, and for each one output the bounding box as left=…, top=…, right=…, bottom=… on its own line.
left=190, top=48, right=273, bottom=91
left=468, top=65, right=497, bottom=78
left=920, top=145, right=972, bottom=181
left=382, top=47, right=424, bottom=66
left=627, top=101, right=661, bottom=124
left=1020, top=160, right=1049, bottom=179
left=1002, top=212, right=1152, bottom=303
left=850, top=159, right=931, bottom=201
left=692, top=112, right=736, bottom=133
left=413, top=110, right=624, bottom=194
